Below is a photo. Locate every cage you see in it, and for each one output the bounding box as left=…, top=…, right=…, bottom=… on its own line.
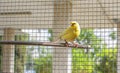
left=0, top=0, right=119, bottom=73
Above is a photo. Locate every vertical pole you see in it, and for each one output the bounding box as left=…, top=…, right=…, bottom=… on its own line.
left=53, top=0, right=72, bottom=73
left=2, top=28, right=15, bottom=73
left=117, top=25, right=120, bottom=73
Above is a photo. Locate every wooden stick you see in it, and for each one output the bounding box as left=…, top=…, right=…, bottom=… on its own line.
left=0, top=41, right=91, bottom=49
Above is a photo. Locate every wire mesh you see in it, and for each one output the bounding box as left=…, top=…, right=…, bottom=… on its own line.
left=0, top=0, right=119, bottom=73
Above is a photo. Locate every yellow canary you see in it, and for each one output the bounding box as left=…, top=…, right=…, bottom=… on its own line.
left=60, top=21, right=80, bottom=45
left=53, top=21, right=80, bottom=46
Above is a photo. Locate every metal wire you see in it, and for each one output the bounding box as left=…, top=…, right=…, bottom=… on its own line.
left=0, top=0, right=119, bottom=73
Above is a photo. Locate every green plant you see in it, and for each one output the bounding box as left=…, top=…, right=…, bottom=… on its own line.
left=72, top=29, right=117, bottom=73
left=34, top=47, right=52, bottom=73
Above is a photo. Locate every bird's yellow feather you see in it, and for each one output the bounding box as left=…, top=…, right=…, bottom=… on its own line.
left=59, top=21, right=80, bottom=42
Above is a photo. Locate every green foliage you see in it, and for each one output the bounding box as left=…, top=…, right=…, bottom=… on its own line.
left=48, top=29, right=53, bottom=42
left=77, top=29, right=96, bottom=44
left=72, top=29, right=117, bottom=73
left=25, top=47, right=34, bottom=70
left=34, top=55, right=52, bottom=73
left=109, top=32, right=117, bottom=40
left=34, top=47, right=52, bottom=73
left=33, top=29, right=53, bottom=73
left=14, top=35, right=28, bottom=73
left=72, top=49, right=94, bottom=73
left=77, top=29, right=102, bottom=53
left=94, top=48, right=117, bottom=73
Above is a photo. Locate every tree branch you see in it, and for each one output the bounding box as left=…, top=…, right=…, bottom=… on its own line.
left=0, top=41, right=91, bottom=49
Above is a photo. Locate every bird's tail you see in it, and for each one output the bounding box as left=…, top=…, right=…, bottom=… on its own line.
left=51, top=39, right=60, bottom=43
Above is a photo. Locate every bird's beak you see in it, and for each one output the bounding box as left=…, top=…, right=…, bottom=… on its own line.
left=71, top=24, right=74, bottom=26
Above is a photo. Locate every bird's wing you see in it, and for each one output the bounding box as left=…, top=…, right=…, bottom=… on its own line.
left=61, top=31, right=76, bottom=41
left=59, top=27, right=73, bottom=39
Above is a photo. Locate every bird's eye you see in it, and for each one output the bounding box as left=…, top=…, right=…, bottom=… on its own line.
left=71, top=23, right=76, bottom=26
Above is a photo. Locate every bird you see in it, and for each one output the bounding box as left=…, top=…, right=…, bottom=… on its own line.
left=53, top=21, right=80, bottom=47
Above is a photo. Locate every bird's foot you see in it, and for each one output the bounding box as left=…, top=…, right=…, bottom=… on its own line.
left=65, top=40, right=69, bottom=47
left=65, top=43, right=70, bottom=47
left=72, top=42, right=79, bottom=48
left=64, top=40, right=71, bottom=47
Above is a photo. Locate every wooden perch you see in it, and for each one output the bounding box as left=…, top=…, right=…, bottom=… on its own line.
left=0, top=41, right=91, bottom=49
